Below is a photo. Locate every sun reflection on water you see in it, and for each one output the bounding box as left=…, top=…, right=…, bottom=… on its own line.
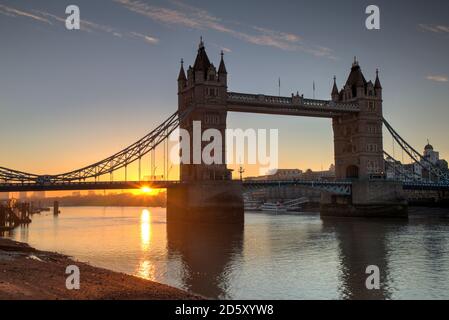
left=140, top=209, right=151, bottom=250
left=137, top=209, right=154, bottom=280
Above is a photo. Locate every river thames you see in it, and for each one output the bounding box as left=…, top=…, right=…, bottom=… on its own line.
left=4, top=207, right=449, bottom=299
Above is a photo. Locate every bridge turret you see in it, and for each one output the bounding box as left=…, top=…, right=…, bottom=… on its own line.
left=192, top=37, right=211, bottom=84
left=177, top=59, right=186, bottom=93
left=177, top=39, right=231, bottom=182
left=218, top=50, right=227, bottom=85
left=344, top=57, right=368, bottom=99
left=331, top=76, right=339, bottom=102
left=374, top=69, right=382, bottom=99
left=333, top=58, right=384, bottom=180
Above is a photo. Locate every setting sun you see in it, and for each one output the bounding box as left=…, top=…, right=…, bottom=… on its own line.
left=141, top=187, right=152, bottom=193
left=135, top=186, right=161, bottom=196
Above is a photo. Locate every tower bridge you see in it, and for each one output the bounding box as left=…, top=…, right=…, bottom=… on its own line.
left=1, top=39, right=448, bottom=223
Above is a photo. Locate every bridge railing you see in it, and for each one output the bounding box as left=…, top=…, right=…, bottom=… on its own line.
left=227, top=92, right=359, bottom=112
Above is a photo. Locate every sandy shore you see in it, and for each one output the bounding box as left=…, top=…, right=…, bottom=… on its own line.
left=0, top=238, right=200, bottom=300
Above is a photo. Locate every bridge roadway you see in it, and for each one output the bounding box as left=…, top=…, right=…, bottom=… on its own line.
left=0, top=179, right=352, bottom=193
left=0, top=179, right=447, bottom=193
left=226, top=92, right=360, bottom=118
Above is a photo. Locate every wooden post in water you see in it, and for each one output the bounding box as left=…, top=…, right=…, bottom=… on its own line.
left=0, top=206, right=5, bottom=228
left=53, top=201, right=59, bottom=216
left=20, top=203, right=26, bottom=221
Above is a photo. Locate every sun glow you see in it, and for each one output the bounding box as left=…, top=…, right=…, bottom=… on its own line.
left=134, top=186, right=161, bottom=196
left=141, top=186, right=152, bottom=193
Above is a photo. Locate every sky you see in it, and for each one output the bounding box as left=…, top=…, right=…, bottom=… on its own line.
left=1, top=0, right=449, bottom=181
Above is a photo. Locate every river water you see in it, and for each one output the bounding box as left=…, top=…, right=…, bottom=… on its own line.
left=3, top=207, right=449, bottom=299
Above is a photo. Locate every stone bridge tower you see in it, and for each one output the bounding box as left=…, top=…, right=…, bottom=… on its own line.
left=331, top=58, right=384, bottom=180
left=323, top=59, right=407, bottom=218
left=177, top=38, right=232, bottom=182
left=168, top=39, right=244, bottom=224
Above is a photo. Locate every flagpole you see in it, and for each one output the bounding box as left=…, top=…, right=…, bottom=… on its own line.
left=278, top=77, right=281, bottom=97
left=313, top=81, right=316, bottom=99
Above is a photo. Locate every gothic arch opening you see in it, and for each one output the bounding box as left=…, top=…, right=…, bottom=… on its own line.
left=346, top=165, right=359, bottom=179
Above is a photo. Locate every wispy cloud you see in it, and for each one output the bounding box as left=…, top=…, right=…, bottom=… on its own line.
left=419, top=24, right=449, bottom=34
left=114, top=0, right=335, bottom=58
left=35, top=10, right=122, bottom=36
left=130, top=32, right=159, bottom=44
left=1, top=4, right=158, bottom=46
left=0, top=4, right=52, bottom=24
left=426, top=75, right=449, bottom=83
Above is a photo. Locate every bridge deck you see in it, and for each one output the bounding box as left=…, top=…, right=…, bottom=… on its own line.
left=0, top=180, right=447, bottom=193
left=0, top=181, right=180, bottom=192
left=227, top=92, right=360, bottom=118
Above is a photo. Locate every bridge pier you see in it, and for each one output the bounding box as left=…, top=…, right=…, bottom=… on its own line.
left=167, top=181, right=244, bottom=224
left=321, top=180, right=408, bottom=218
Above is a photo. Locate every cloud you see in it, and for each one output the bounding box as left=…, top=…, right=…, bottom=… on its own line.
left=114, top=0, right=335, bottom=58
left=426, top=75, right=449, bottom=83
left=130, top=32, right=159, bottom=45
left=1, top=5, right=157, bottom=46
left=419, top=24, right=449, bottom=34
left=0, top=4, right=52, bottom=24
left=36, top=10, right=119, bottom=35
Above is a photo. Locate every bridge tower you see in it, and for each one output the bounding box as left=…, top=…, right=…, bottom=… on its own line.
left=332, top=58, right=384, bottom=180
left=168, top=39, right=244, bottom=224
left=322, top=58, right=407, bottom=218
left=177, top=38, right=232, bottom=182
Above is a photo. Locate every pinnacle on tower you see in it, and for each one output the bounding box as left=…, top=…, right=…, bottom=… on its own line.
left=332, top=75, right=339, bottom=96
left=374, top=68, right=382, bottom=89
left=218, top=50, right=227, bottom=74
left=346, top=57, right=367, bottom=88
left=193, top=36, right=211, bottom=75
left=178, top=58, right=186, bottom=81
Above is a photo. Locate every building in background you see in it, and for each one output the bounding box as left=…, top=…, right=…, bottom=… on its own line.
left=385, top=142, right=448, bottom=182
left=245, top=169, right=303, bottom=181
left=245, top=165, right=335, bottom=182
left=244, top=165, right=336, bottom=203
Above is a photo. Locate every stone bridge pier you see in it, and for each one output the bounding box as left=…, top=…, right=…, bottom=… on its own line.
left=320, top=180, right=408, bottom=218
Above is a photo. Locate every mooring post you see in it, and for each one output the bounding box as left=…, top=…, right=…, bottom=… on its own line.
left=20, top=203, right=26, bottom=220
left=0, top=205, right=5, bottom=228
left=53, top=201, right=59, bottom=216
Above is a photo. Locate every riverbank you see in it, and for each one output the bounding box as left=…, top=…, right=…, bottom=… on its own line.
left=0, top=238, right=200, bottom=300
